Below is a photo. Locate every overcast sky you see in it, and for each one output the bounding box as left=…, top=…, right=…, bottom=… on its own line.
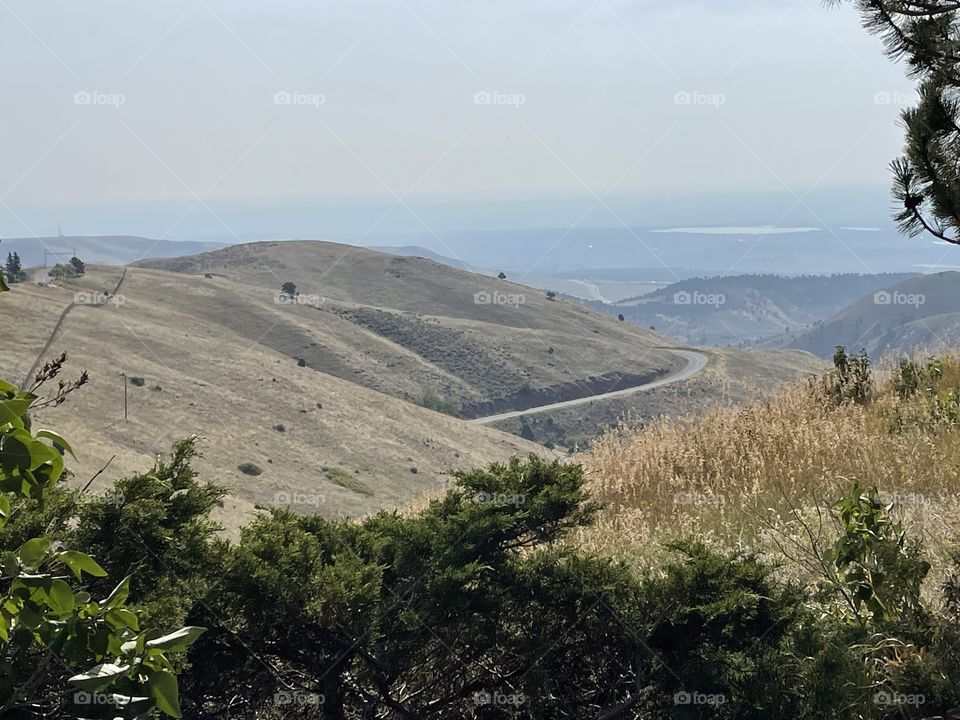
left=0, top=0, right=917, bottom=236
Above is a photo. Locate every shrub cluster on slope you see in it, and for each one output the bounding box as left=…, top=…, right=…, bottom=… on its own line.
left=7, top=430, right=960, bottom=719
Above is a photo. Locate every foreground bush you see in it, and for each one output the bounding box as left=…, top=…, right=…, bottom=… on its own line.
left=12, top=439, right=953, bottom=719
left=9, top=339, right=960, bottom=717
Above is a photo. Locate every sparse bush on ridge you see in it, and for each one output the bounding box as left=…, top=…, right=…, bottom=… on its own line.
left=820, top=346, right=873, bottom=406
left=323, top=466, right=373, bottom=495
left=414, top=388, right=461, bottom=417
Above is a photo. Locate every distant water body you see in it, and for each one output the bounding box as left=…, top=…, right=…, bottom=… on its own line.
left=651, top=226, right=820, bottom=235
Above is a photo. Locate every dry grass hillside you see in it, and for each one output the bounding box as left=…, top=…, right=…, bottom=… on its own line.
left=574, top=351, right=960, bottom=587
left=0, top=265, right=549, bottom=532
left=135, top=241, right=683, bottom=415
left=1, top=243, right=828, bottom=535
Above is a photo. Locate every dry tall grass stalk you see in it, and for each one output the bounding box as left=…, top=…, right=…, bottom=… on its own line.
left=574, top=357, right=960, bottom=579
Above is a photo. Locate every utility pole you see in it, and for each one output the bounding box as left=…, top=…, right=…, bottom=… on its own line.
left=121, top=372, right=128, bottom=420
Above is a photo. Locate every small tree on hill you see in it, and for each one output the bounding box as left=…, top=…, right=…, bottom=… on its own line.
left=4, top=252, right=24, bottom=283
left=69, top=256, right=85, bottom=276
left=497, top=271, right=507, bottom=280
left=49, top=264, right=68, bottom=281
left=280, top=281, right=298, bottom=297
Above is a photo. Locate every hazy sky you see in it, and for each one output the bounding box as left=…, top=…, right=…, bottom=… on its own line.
left=0, top=0, right=916, bottom=235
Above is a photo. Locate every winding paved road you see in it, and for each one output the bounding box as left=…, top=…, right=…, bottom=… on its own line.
left=469, top=348, right=709, bottom=425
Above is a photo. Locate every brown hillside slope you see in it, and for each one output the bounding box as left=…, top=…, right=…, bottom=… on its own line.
left=0, top=266, right=547, bottom=531
left=135, top=241, right=683, bottom=412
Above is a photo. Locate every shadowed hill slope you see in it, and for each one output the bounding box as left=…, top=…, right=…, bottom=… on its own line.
left=785, top=271, right=960, bottom=358
left=135, top=241, right=684, bottom=414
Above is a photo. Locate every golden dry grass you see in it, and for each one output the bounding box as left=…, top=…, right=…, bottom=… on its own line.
left=574, top=354, right=960, bottom=579
left=0, top=267, right=550, bottom=535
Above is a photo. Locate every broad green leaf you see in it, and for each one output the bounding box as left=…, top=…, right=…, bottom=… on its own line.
left=149, top=670, right=181, bottom=717
left=35, top=429, right=75, bottom=458
left=18, top=537, right=52, bottom=569
left=0, top=436, right=30, bottom=474
left=0, top=552, right=17, bottom=579
left=18, top=603, right=42, bottom=629
left=68, top=662, right=130, bottom=692
left=26, top=439, right=58, bottom=470
left=56, top=550, right=107, bottom=579
left=48, top=579, right=76, bottom=615
left=120, top=633, right=146, bottom=656
left=101, top=576, right=131, bottom=610
left=0, top=378, right=17, bottom=396
left=0, top=474, right=23, bottom=494
left=31, top=453, right=64, bottom=486
left=145, top=626, right=205, bottom=653
left=0, top=399, right=30, bottom=425
left=106, top=608, right=139, bottom=631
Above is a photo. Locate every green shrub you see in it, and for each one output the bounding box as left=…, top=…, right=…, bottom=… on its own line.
left=414, top=389, right=461, bottom=417
left=324, top=466, right=372, bottom=496
left=15, top=422, right=960, bottom=719
left=819, top=346, right=872, bottom=406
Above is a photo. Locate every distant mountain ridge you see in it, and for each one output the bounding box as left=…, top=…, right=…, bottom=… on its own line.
left=371, top=245, right=472, bottom=271
left=0, top=235, right=229, bottom=268
left=783, top=271, right=960, bottom=358
left=582, top=273, right=917, bottom=346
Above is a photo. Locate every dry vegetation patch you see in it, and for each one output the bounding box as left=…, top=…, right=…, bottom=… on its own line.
left=575, top=353, right=960, bottom=585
